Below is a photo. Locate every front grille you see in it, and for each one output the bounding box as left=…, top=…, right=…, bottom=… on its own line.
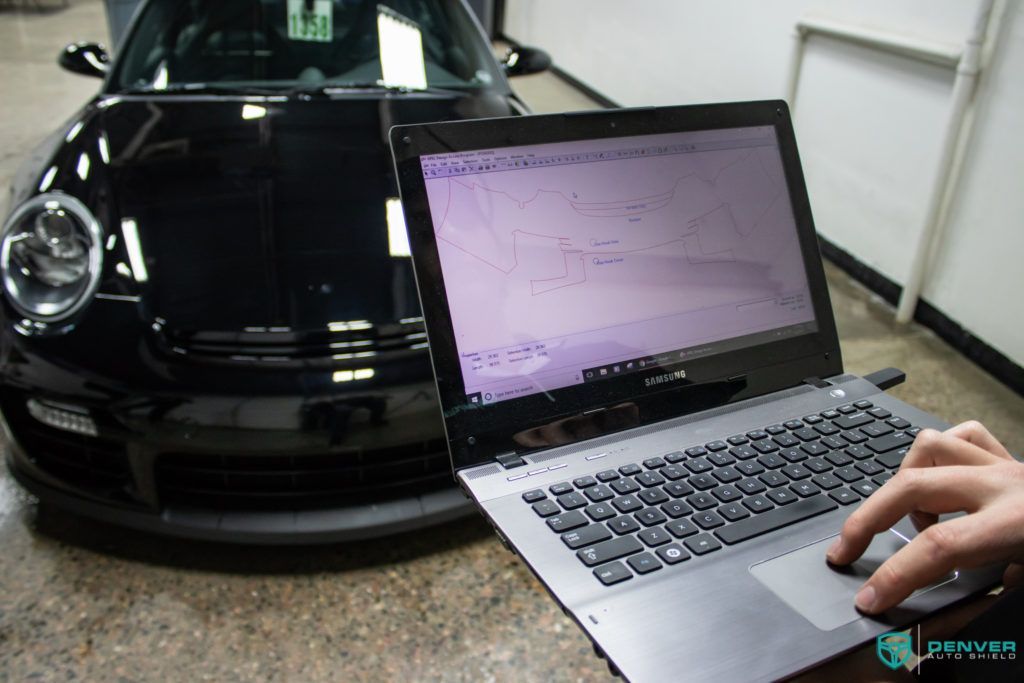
left=155, top=438, right=452, bottom=511
left=158, top=319, right=428, bottom=368
left=3, top=398, right=136, bottom=502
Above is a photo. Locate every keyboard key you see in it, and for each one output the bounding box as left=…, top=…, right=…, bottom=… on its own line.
left=793, top=428, right=819, bottom=442
left=635, top=471, right=667, bottom=488
left=833, top=412, right=873, bottom=430
left=804, top=457, right=832, bottom=474
left=820, top=409, right=840, bottom=420
left=821, top=435, right=847, bottom=450
left=887, top=417, right=911, bottom=430
left=685, top=446, right=708, bottom=457
left=577, top=535, right=644, bottom=567
left=660, top=464, right=688, bottom=481
left=728, top=445, right=758, bottom=460
left=759, top=471, right=788, bottom=488
left=547, top=511, right=588, bottom=532
left=906, top=427, right=922, bottom=438
left=840, top=430, right=867, bottom=444
left=643, top=457, right=666, bottom=470
left=866, top=432, right=914, bottom=454
left=743, top=495, right=774, bottom=513
left=635, top=507, right=668, bottom=527
left=758, top=453, right=786, bottom=469
left=638, top=527, right=671, bottom=547
left=715, top=496, right=838, bottom=545
left=783, top=420, right=804, bottom=430
left=829, top=488, right=859, bottom=505
left=790, top=481, right=821, bottom=497
left=684, top=533, right=723, bottom=555
left=712, top=466, right=741, bottom=483
left=765, top=425, right=786, bottom=435
left=873, top=472, right=894, bottom=486
left=812, top=473, right=842, bottom=490
left=533, top=500, right=560, bottom=517
left=855, top=460, right=884, bottom=476
left=661, top=500, right=693, bottom=518
left=585, top=502, right=617, bottom=521
left=666, top=518, right=699, bottom=538
left=663, top=481, right=694, bottom=498
left=573, top=476, right=597, bottom=489
left=801, top=442, right=829, bottom=457
left=665, top=451, right=687, bottom=464
left=746, top=430, right=768, bottom=441
left=639, top=488, right=670, bottom=506
left=711, top=485, right=742, bottom=503
left=853, top=400, right=873, bottom=409
left=845, top=445, right=874, bottom=460
left=705, top=440, right=728, bottom=452
left=522, top=489, right=546, bottom=503
left=607, top=515, right=641, bottom=535
left=766, top=488, right=798, bottom=505
left=656, top=543, right=690, bottom=564
left=619, top=463, right=642, bottom=476
left=834, top=466, right=863, bottom=483
left=825, top=451, right=853, bottom=467
left=562, top=524, right=612, bottom=549
left=773, top=433, right=799, bottom=448
left=707, top=451, right=736, bottom=467
left=557, top=492, right=587, bottom=510
left=837, top=405, right=857, bottom=415
left=718, top=503, right=750, bottom=522
left=780, top=448, right=807, bottom=463
left=594, top=561, right=632, bottom=585
left=610, top=478, right=641, bottom=495
left=627, top=552, right=663, bottom=573
left=685, top=458, right=713, bottom=474
left=737, top=460, right=765, bottom=476
left=877, top=448, right=908, bottom=469
left=851, top=481, right=878, bottom=497
left=596, top=469, right=620, bottom=482
left=868, top=407, right=892, bottom=419
left=694, top=511, right=725, bottom=529
left=802, top=414, right=824, bottom=424
left=584, top=484, right=614, bottom=502
left=861, top=423, right=894, bottom=438
left=686, top=492, right=718, bottom=510
left=689, top=473, right=718, bottom=491
left=814, top=423, right=840, bottom=436
left=612, top=495, right=643, bottom=513
left=751, top=439, right=779, bottom=454
left=727, top=435, right=749, bottom=445
left=781, top=464, right=811, bottom=480
left=738, top=477, right=767, bottom=495
left=549, top=482, right=573, bottom=496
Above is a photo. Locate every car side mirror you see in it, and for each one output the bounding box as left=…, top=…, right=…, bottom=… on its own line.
left=502, top=45, right=551, bottom=77
left=58, top=42, right=110, bottom=79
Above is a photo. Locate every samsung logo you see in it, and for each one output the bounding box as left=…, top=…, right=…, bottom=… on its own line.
left=644, top=369, right=687, bottom=387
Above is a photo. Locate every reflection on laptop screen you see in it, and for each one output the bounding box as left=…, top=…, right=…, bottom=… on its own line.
left=419, top=125, right=818, bottom=406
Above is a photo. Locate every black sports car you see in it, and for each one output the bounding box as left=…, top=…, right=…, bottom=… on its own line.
left=0, top=0, right=550, bottom=542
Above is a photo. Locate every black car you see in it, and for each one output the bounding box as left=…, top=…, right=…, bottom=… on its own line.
left=0, top=0, right=550, bottom=543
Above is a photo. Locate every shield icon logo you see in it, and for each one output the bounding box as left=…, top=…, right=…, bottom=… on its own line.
left=876, top=632, right=912, bottom=670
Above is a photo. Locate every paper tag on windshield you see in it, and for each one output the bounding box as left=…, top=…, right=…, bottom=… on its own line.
left=287, top=0, right=332, bottom=42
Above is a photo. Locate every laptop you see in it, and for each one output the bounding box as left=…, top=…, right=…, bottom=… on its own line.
left=388, top=101, right=1001, bottom=681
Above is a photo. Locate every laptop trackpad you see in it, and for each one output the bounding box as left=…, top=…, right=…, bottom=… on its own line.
left=749, top=523, right=959, bottom=631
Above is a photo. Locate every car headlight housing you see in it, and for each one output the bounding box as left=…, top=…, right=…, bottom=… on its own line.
left=0, top=193, right=103, bottom=322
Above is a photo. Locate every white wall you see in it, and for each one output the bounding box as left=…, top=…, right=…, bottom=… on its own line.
left=504, top=0, right=1024, bottom=369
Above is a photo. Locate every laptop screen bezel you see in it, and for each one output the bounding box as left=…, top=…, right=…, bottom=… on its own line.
left=390, top=101, right=843, bottom=472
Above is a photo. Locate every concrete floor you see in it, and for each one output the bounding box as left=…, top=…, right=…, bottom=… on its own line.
left=1, top=2, right=1022, bottom=682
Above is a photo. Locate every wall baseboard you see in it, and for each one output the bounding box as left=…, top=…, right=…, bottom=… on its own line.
left=819, top=237, right=1023, bottom=397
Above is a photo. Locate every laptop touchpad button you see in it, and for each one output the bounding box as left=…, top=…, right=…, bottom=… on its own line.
left=748, top=525, right=959, bottom=631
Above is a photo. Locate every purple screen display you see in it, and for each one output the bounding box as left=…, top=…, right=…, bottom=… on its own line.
left=420, top=125, right=818, bottom=406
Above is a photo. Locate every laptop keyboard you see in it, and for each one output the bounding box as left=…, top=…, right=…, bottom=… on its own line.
left=520, top=401, right=920, bottom=586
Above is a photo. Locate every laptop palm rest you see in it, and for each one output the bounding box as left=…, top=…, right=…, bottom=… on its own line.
left=749, top=520, right=959, bottom=631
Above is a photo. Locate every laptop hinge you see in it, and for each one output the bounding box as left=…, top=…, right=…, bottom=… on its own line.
left=801, top=376, right=831, bottom=389
left=495, top=452, right=526, bottom=469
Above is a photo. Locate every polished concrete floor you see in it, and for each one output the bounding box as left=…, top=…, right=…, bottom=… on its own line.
left=1, top=3, right=1023, bottom=682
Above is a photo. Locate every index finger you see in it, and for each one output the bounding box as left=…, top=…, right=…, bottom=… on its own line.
left=827, top=466, right=990, bottom=566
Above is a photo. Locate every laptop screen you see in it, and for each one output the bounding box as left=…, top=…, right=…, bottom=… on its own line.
left=418, top=124, right=819, bottom=408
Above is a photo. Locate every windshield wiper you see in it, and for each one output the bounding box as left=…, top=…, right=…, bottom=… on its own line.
left=286, top=81, right=469, bottom=97
left=119, top=83, right=284, bottom=96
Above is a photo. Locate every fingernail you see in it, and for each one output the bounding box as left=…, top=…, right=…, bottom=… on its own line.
left=855, top=584, right=877, bottom=613
left=826, top=538, right=843, bottom=562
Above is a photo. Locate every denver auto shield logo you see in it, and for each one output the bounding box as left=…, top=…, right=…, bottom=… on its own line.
left=877, top=631, right=912, bottom=670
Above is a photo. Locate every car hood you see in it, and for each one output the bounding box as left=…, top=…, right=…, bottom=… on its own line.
left=85, top=93, right=516, bottom=334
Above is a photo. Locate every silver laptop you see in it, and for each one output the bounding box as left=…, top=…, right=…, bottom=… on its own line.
left=388, top=101, right=1000, bottom=681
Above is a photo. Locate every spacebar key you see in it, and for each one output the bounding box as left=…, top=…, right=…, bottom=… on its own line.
left=715, top=496, right=838, bottom=545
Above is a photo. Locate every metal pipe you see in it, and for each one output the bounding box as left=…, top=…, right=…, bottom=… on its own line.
left=796, top=16, right=962, bottom=69
left=895, top=0, right=999, bottom=323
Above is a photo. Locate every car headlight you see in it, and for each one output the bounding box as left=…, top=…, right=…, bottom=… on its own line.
left=0, top=193, right=103, bottom=322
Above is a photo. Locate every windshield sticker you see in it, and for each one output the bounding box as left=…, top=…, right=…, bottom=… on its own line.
left=287, top=0, right=332, bottom=42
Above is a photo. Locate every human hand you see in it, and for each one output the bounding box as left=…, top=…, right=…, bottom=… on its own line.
left=825, top=420, right=1024, bottom=614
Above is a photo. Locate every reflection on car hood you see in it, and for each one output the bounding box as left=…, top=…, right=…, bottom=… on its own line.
left=94, top=93, right=515, bottom=333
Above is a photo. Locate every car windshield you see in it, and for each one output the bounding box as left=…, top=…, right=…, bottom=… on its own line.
left=110, top=0, right=505, bottom=93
